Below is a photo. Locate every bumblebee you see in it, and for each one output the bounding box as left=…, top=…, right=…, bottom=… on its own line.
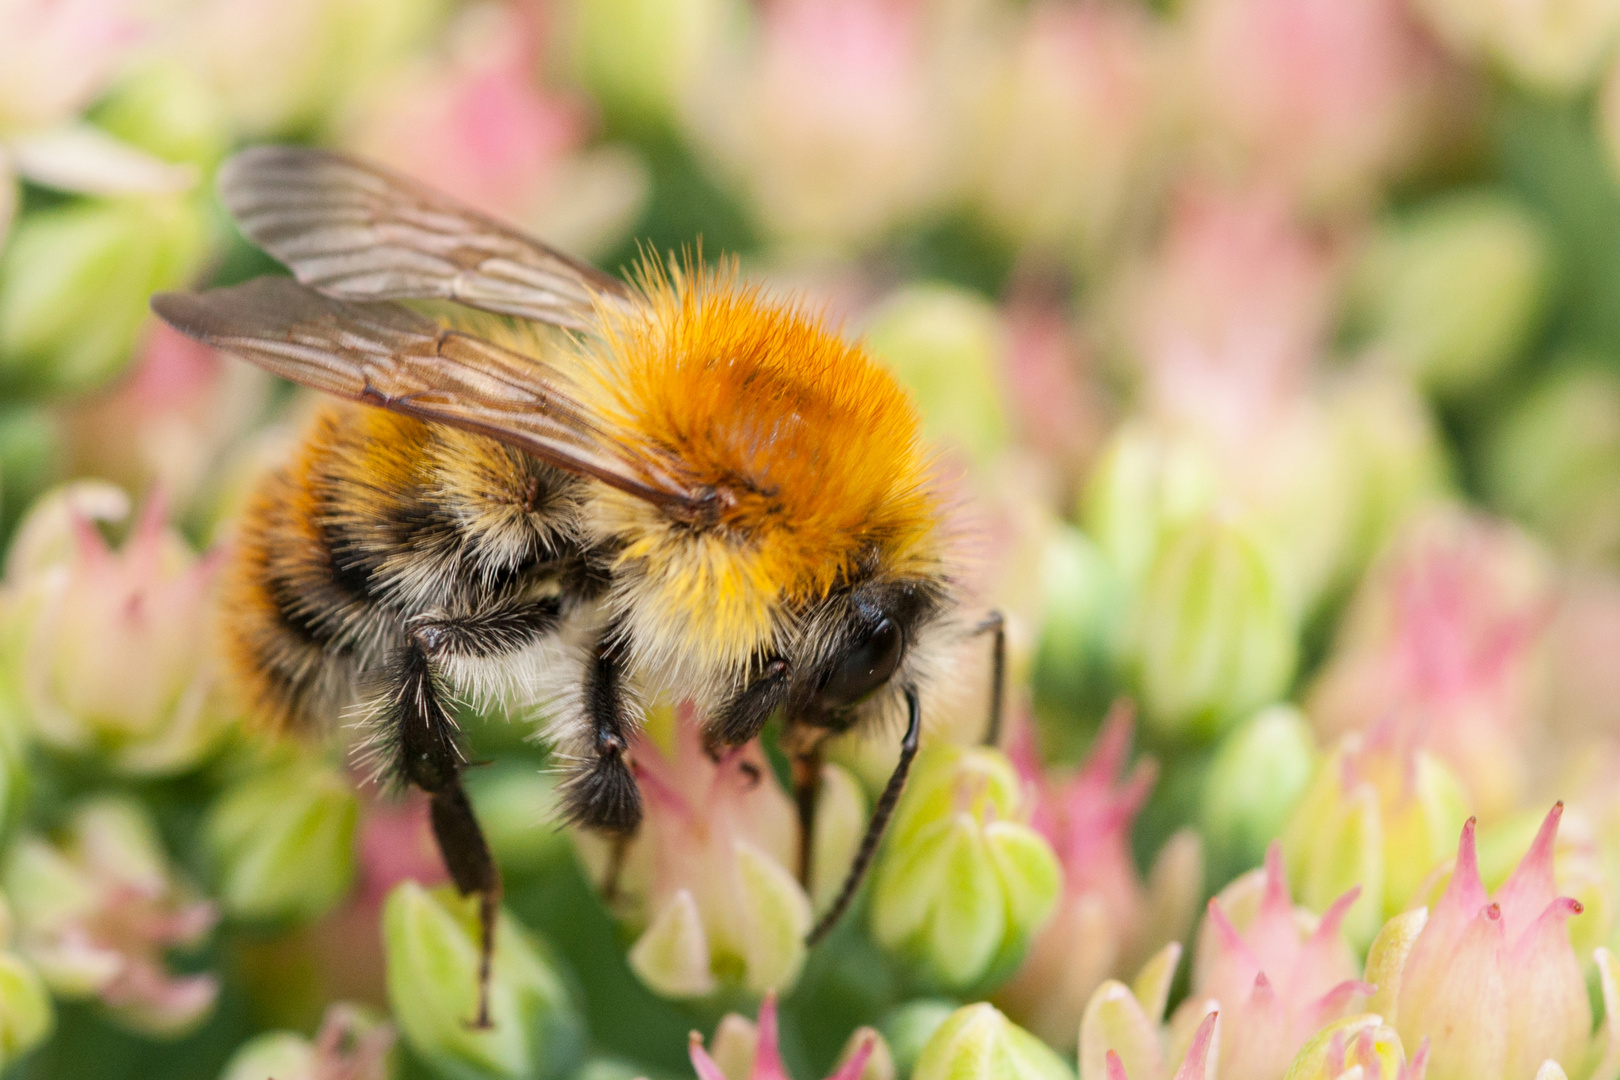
left=152, top=147, right=1002, bottom=1024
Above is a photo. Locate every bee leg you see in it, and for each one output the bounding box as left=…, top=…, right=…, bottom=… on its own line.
left=559, top=629, right=642, bottom=835
left=393, top=632, right=502, bottom=1031
left=971, top=610, right=1007, bottom=747
left=791, top=746, right=823, bottom=886
left=806, top=685, right=922, bottom=945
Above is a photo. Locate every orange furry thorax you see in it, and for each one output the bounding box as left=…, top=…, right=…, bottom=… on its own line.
left=584, top=261, right=944, bottom=607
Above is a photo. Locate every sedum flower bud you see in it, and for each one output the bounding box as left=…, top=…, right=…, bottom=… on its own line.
left=865, top=284, right=1010, bottom=468
left=569, top=0, right=741, bottom=129
left=1031, top=526, right=1129, bottom=745
left=572, top=703, right=811, bottom=1001
left=869, top=743, right=1061, bottom=993
left=913, top=1004, right=1074, bottom=1080
left=1306, top=507, right=1553, bottom=820
left=0, top=482, right=235, bottom=775
left=1415, top=0, right=1620, bottom=95
left=1347, top=193, right=1550, bottom=397
left=1281, top=1016, right=1426, bottom=1080
left=0, top=948, right=52, bottom=1068
left=1175, top=845, right=1369, bottom=1080
left=5, top=796, right=217, bottom=1037
left=1200, top=704, right=1316, bottom=886
left=205, top=752, right=359, bottom=922
left=383, top=881, right=583, bottom=1080
left=880, top=1000, right=958, bottom=1080
left=1077, top=945, right=1203, bottom=1080
left=1080, top=422, right=1220, bottom=593
left=1370, top=807, right=1591, bottom=1080
left=972, top=2, right=1165, bottom=268
left=0, top=194, right=209, bottom=398
left=1484, top=362, right=1620, bottom=565
left=1123, top=512, right=1297, bottom=741
left=1281, top=729, right=1471, bottom=948
left=1325, top=365, right=1451, bottom=575
left=220, top=1002, right=395, bottom=1080
left=1000, top=705, right=1203, bottom=1050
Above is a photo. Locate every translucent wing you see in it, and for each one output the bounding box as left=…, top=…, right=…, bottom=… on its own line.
left=218, top=146, right=631, bottom=331
left=150, top=277, right=698, bottom=510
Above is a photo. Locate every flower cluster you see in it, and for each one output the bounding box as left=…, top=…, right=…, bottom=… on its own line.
left=3, top=0, right=1620, bottom=1078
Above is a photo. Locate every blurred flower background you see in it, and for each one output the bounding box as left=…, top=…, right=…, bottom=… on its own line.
left=3, top=0, right=1620, bottom=1076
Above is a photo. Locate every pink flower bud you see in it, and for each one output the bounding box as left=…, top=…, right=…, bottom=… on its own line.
left=999, top=704, right=1202, bottom=1050
left=1375, top=807, right=1592, bottom=1080
left=574, top=703, right=810, bottom=999
left=1308, top=508, right=1554, bottom=819
left=1179, top=844, right=1369, bottom=1080
left=691, top=994, right=883, bottom=1080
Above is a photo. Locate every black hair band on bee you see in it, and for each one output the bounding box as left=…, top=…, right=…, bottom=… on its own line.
left=806, top=684, right=922, bottom=946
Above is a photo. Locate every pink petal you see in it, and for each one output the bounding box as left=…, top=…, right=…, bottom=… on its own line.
left=1172, top=1011, right=1219, bottom=1080
left=753, top=993, right=790, bottom=1080
left=1403, top=1039, right=1429, bottom=1080
left=1494, top=803, right=1562, bottom=932
left=1106, top=1050, right=1131, bottom=1080
left=1429, top=817, right=1489, bottom=944
left=690, top=1035, right=731, bottom=1080
left=827, top=1031, right=877, bottom=1080
left=1079, top=701, right=1135, bottom=789
left=1206, top=897, right=1261, bottom=982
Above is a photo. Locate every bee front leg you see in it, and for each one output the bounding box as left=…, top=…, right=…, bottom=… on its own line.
left=806, top=685, right=922, bottom=945
left=971, top=610, right=1006, bottom=747
left=791, top=745, right=823, bottom=887
left=560, top=627, right=642, bottom=832
left=388, top=633, right=502, bottom=1030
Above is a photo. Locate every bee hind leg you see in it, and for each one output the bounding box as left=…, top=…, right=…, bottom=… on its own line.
left=389, top=632, right=502, bottom=1030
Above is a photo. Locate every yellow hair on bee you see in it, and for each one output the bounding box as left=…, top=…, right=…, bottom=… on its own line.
left=577, top=257, right=946, bottom=679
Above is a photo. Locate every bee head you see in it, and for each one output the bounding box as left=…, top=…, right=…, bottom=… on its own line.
left=704, top=576, right=948, bottom=747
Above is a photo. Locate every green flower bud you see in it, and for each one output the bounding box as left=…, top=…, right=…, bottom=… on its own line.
left=220, top=1003, right=394, bottom=1080
left=1485, top=362, right=1620, bottom=564
left=1031, top=526, right=1128, bottom=750
left=865, top=285, right=1010, bottom=468
left=569, top=0, right=741, bottom=128
left=383, top=881, right=583, bottom=1080
left=1123, top=514, right=1297, bottom=741
left=880, top=1000, right=959, bottom=1080
left=205, top=754, right=359, bottom=922
left=1349, top=192, right=1550, bottom=396
left=1281, top=734, right=1471, bottom=948
left=0, top=951, right=53, bottom=1066
left=1080, top=422, right=1219, bottom=591
left=870, top=745, right=1062, bottom=992
left=0, top=195, right=209, bottom=398
left=1200, top=705, right=1316, bottom=884
left=221, top=1033, right=318, bottom=1080
left=912, top=1005, right=1073, bottom=1080
left=93, top=64, right=232, bottom=173
left=1326, top=367, right=1451, bottom=573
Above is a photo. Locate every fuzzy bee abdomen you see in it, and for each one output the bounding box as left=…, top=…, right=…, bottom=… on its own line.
left=219, top=402, right=597, bottom=733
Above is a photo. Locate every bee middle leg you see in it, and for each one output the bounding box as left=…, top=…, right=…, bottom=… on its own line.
left=560, top=627, right=643, bottom=902
left=792, top=746, right=823, bottom=887
left=389, top=635, right=501, bottom=1030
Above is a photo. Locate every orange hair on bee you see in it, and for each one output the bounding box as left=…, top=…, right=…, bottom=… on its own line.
left=578, top=255, right=946, bottom=675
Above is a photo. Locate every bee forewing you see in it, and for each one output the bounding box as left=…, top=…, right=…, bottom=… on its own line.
left=151, top=278, right=696, bottom=509
left=218, top=146, right=632, bottom=331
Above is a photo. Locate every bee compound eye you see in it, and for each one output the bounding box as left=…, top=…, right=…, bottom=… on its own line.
left=818, top=616, right=904, bottom=711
